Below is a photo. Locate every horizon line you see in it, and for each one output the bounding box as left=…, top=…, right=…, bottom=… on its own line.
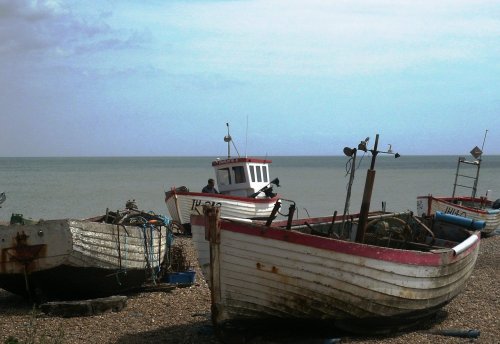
left=1, top=154, right=499, bottom=158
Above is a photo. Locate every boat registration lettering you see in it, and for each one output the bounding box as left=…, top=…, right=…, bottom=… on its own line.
left=444, top=206, right=467, bottom=218
left=191, top=199, right=222, bottom=210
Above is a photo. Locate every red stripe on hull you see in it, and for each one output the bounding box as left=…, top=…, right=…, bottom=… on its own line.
left=166, top=191, right=280, bottom=204
left=417, top=195, right=491, bottom=214
left=191, top=216, right=479, bottom=267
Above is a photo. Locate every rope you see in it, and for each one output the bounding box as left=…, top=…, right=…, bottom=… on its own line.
left=113, top=224, right=131, bottom=286
left=116, top=225, right=122, bottom=285
left=111, top=209, right=173, bottom=284
left=139, top=219, right=161, bottom=285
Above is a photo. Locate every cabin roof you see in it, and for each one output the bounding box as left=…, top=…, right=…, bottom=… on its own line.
left=212, top=157, right=272, bottom=166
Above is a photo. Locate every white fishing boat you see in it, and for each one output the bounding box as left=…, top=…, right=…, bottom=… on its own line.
left=0, top=201, right=171, bottom=300
left=165, top=123, right=281, bottom=234
left=190, top=135, right=483, bottom=333
left=417, top=132, right=500, bottom=236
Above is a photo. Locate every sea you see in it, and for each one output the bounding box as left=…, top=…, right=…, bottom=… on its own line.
left=1, top=155, right=499, bottom=222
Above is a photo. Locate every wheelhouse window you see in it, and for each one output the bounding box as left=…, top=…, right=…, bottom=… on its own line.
left=249, top=166, right=256, bottom=182
left=217, top=168, right=231, bottom=185
left=232, top=166, right=246, bottom=184
left=262, top=166, right=268, bottom=182
left=256, top=166, right=262, bottom=182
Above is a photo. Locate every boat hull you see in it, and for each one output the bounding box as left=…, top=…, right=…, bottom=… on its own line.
left=191, top=212, right=480, bottom=331
left=0, top=265, right=150, bottom=299
left=0, top=219, right=168, bottom=299
left=165, top=189, right=280, bottom=228
left=417, top=195, right=500, bottom=235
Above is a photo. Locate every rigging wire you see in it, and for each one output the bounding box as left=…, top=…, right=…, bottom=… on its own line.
left=343, top=150, right=366, bottom=218
left=232, top=139, right=241, bottom=157
left=356, top=151, right=367, bottom=169
left=343, top=157, right=354, bottom=217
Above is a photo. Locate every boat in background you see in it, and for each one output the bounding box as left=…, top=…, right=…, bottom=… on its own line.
left=417, top=194, right=499, bottom=236
left=417, top=131, right=500, bottom=236
left=165, top=123, right=281, bottom=234
left=0, top=200, right=172, bottom=301
left=190, top=134, right=483, bottom=334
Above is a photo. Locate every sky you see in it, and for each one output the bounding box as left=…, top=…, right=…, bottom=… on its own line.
left=1, top=0, right=499, bottom=157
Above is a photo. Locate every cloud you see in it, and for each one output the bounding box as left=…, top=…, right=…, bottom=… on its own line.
left=4, top=0, right=498, bottom=78
left=1, top=0, right=499, bottom=156
left=0, top=1, right=72, bottom=56
left=148, top=0, right=500, bottom=77
left=0, top=0, right=147, bottom=64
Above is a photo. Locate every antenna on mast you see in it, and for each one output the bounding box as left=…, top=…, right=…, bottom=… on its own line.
left=224, top=123, right=241, bottom=158
left=245, top=115, right=248, bottom=158
left=480, top=129, right=488, bottom=159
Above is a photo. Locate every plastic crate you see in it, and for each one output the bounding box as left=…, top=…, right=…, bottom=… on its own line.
left=163, top=270, right=196, bottom=285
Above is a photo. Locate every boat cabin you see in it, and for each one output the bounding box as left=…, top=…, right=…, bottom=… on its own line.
left=212, top=157, right=274, bottom=198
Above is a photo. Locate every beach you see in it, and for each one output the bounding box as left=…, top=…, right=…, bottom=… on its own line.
left=0, top=234, right=498, bottom=344
left=1, top=156, right=499, bottom=343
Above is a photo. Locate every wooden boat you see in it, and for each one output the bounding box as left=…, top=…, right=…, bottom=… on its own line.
left=417, top=135, right=500, bottom=236
left=165, top=124, right=281, bottom=234
left=0, top=201, right=171, bottom=300
left=417, top=195, right=499, bottom=235
left=191, top=209, right=481, bottom=332
left=190, top=135, right=483, bottom=333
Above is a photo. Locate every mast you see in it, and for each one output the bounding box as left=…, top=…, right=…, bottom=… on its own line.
left=224, top=123, right=232, bottom=158
left=352, top=134, right=400, bottom=243
left=341, top=139, right=367, bottom=234
left=355, top=135, right=379, bottom=243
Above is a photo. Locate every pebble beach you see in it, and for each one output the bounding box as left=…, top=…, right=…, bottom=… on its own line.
left=0, top=235, right=498, bottom=344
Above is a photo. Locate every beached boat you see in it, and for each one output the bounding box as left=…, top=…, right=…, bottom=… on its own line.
left=417, top=134, right=500, bottom=236
left=417, top=195, right=499, bottom=235
left=0, top=201, right=171, bottom=300
left=190, top=135, right=483, bottom=333
left=165, top=124, right=281, bottom=234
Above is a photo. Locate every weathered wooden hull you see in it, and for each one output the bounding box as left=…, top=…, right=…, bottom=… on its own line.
left=191, top=213, right=480, bottom=331
left=165, top=189, right=280, bottom=227
left=0, top=219, right=168, bottom=299
left=417, top=195, right=500, bottom=235
left=191, top=218, right=211, bottom=280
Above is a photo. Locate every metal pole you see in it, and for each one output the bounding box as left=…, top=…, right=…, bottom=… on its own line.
left=452, top=157, right=462, bottom=198
left=481, top=129, right=488, bottom=152
left=341, top=150, right=357, bottom=234
left=472, top=129, right=488, bottom=198
left=226, top=123, right=231, bottom=158
left=472, top=159, right=481, bottom=198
